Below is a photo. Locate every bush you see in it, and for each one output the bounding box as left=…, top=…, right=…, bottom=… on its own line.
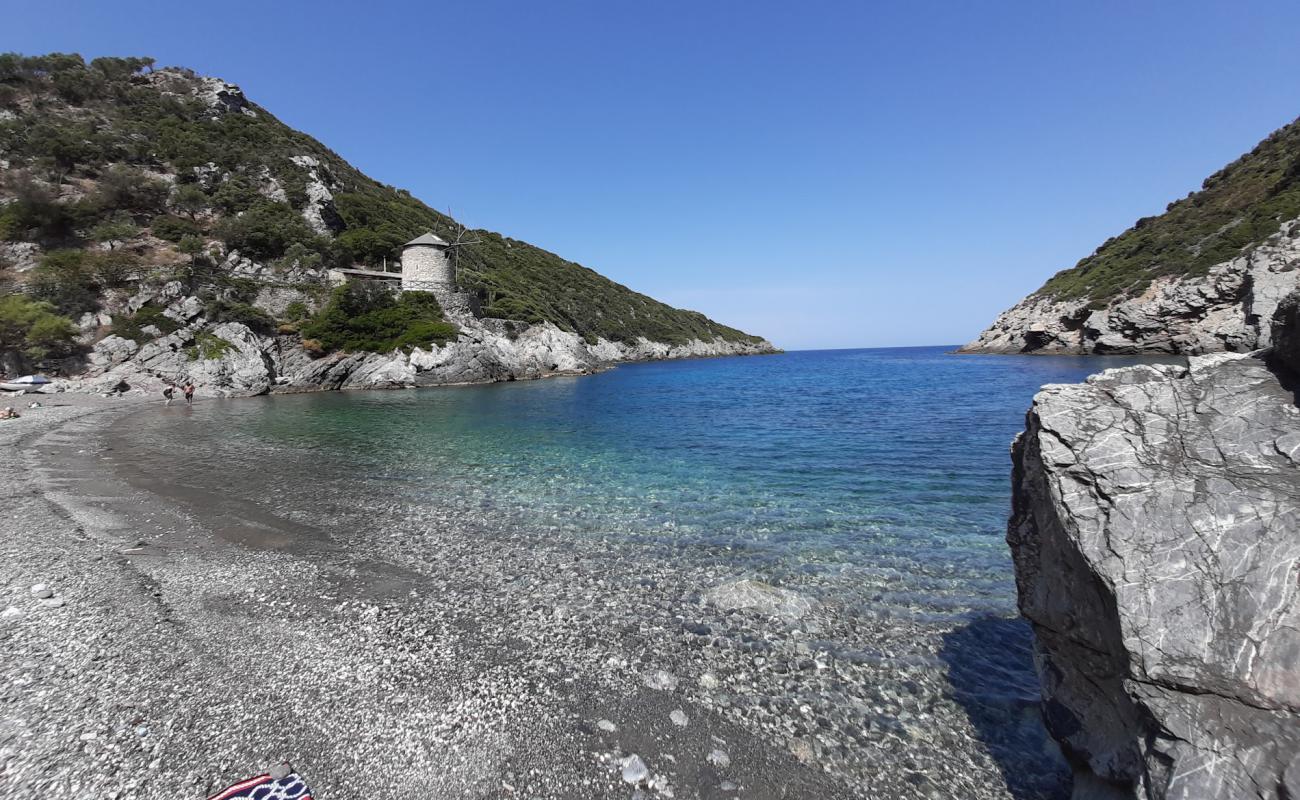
left=185, top=331, right=234, bottom=360
left=95, top=165, right=169, bottom=213
left=111, top=303, right=180, bottom=342
left=210, top=176, right=261, bottom=215
left=89, top=218, right=138, bottom=249
left=300, top=284, right=458, bottom=353
left=27, top=249, right=140, bottom=316
left=170, top=183, right=209, bottom=219
left=28, top=250, right=102, bottom=316
left=209, top=300, right=275, bottom=335
left=0, top=294, right=78, bottom=361
left=150, top=214, right=201, bottom=242
left=215, top=200, right=321, bottom=261
left=283, top=300, right=309, bottom=321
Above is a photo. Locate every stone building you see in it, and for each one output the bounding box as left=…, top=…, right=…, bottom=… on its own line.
left=400, top=232, right=454, bottom=294
left=399, top=232, right=479, bottom=321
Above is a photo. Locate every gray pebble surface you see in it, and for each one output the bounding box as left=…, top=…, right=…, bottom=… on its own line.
left=0, top=395, right=1063, bottom=799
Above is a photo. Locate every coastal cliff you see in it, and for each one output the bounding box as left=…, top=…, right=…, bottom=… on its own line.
left=962, top=115, right=1300, bottom=355
left=1007, top=295, right=1300, bottom=798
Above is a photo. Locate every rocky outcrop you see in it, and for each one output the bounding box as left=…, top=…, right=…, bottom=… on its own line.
left=1008, top=349, right=1300, bottom=798
left=961, top=219, right=1300, bottom=355
left=1272, top=291, right=1300, bottom=378
left=62, top=302, right=777, bottom=397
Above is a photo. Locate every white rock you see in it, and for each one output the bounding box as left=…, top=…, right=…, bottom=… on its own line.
left=621, top=754, right=649, bottom=784
left=706, top=749, right=730, bottom=768
left=669, top=709, right=689, bottom=727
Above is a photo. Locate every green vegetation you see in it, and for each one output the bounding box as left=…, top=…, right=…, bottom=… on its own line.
left=89, top=218, right=138, bottom=249
left=150, top=214, right=202, bottom=242
left=207, top=299, right=276, bottom=335
left=185, top=331, right=234, bottom=360
left=111, top=303, right=181, bottom=342
left=300, top=285, right=458, bottom=353
left=0, top=51, right=767, bottom=348
left=1039, top=116, right=1300, bottom=304
left=28, top=249, right=140, bottom=316
left=0, top=294, right=78, bottom=361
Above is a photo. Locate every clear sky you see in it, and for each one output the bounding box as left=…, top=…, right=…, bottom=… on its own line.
left=9, top=1, right=1300, bottom=349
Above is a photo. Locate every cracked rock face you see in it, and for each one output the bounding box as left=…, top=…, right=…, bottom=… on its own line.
left=1009, top=352, right=1300, bottom=798
left=960, top=219, right=1300, bottom=355
left=67, top=306, right=777, bottom=397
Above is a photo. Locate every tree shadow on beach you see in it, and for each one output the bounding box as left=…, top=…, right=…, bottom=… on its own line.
left=939, top=615, right=1071, bottom=800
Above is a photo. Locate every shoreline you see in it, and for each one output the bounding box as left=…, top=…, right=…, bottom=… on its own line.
left=1, top=382, right=1060, bottom=799
left=0, top=394, right=848, bottom=799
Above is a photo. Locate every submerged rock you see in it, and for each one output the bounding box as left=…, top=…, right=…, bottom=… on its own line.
left=1009, top=347, right=1300, bottom=798
left=703, top=579, right=816, bottom=622
left=621, top=754, right=649, bottom=785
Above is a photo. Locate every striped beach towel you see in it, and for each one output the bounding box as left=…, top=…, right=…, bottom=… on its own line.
left=207, top=765, right=314, bottom=800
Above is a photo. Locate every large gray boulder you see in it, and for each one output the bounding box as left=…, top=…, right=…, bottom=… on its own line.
left=1271, top=290, right=1300, bottom=378
left=1009, top=353, right=1300, bottom=798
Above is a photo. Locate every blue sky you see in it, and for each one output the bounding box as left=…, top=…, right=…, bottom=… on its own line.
left=9, top=1, right=1300, bottom=349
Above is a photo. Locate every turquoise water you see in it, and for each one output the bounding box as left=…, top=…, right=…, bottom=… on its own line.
left=125, top=346, right=1162, bottom=620
left=109, top=346, right=1176, bottom=796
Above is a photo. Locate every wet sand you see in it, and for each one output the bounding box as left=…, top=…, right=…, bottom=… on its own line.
left=0, top=393, right=1061, bottom=799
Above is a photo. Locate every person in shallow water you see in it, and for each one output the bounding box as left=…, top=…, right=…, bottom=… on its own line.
left=183, top=383, right=195, bottom=405
left=162, top=385, right=175, bottom=405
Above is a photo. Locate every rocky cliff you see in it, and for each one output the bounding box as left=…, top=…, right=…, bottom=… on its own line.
left=1007, top=297, right=1300, bottom=798
left=71, top=286, right=774, bottom=397
left=961, top=219, right=1300, bottom=355
left=962, top=114, right=1300, bottom=355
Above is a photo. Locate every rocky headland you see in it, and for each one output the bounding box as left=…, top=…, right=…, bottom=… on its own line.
left=961, top=114, right=1300, bottom=356
left=960, top=218, right=1300, bottom=355
left=1007, top=292, right=1300, bottom=798
left=70, top=288, right=776, bottom=397
left=0, top=54, right=777, bottom=396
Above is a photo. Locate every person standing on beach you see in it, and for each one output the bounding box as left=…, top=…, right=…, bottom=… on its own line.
left=162, top=385, right=175, bottom=405
left=183, top=383, right=195, bottom=405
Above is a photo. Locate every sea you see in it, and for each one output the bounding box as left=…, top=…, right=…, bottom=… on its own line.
left=105, top=346, right=1173, bottom=797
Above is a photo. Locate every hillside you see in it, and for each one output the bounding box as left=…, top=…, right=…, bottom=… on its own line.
left=0, top=52, right=770, bottom=388
left=961, top=115, right=1300, bottom=355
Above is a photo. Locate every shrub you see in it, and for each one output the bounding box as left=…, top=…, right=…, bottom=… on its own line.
left=95, top=165, right=169, bottom=213
left=0, top=294, right=78, bottom=361
left=210, top=176, right=261, bottom=215
left=210, top=300, right=275, bottom=335
left=27, top=250, right=102, bottom=316
left=111, top=303, right=180, bottom=342
left=89, top=218, right=138, bottom=249
left=150, top=214, right=201, bottom=242
left=185, top=331, right=234, bottom=360
left=27, top=249, right=140, bottom=316
left=170, top=183, right=209, bottom=219
left=283, top=300, right=309, bottom=321
left=300, top=284, right=458, bottom=353
left=215, top=199, right=321, bottom=261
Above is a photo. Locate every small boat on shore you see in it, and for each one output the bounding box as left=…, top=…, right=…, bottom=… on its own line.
left=0, top=375, right=51, bottom=392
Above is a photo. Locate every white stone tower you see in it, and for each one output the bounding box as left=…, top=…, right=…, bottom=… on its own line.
left=400, top=232, right=453, bottom=293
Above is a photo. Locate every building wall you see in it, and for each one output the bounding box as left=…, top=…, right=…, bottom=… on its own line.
left=400, top=245, right=454, bottom=292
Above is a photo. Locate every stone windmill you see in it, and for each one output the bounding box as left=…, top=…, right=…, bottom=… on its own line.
left=399, top=219, right=481, bottom=319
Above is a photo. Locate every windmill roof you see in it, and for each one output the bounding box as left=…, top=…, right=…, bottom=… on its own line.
left=404, top=232, right=449, bottom=248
